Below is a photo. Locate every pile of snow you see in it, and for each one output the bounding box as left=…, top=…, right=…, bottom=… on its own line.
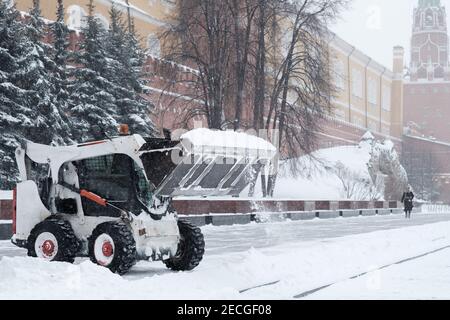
left=0, top=257, right=126, bottom=300
left=266, top=132, right=407, bottom=201
left=181, top=129, right=277, bottom=153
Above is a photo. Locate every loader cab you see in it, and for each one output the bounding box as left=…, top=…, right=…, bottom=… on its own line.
left=57, top=153, right=156, bottom=218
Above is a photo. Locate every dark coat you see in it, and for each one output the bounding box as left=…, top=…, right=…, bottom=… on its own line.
left=401, top=192, right=415, bottom=211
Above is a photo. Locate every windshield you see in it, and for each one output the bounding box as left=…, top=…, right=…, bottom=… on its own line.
left=134, top=164, right=156, bottom=208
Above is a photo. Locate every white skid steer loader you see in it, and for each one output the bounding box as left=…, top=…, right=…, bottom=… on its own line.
left=11, top=128, right=277, bottom=275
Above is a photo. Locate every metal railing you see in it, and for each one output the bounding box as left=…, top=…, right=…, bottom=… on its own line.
left=420, top=204, right=450, bottom=214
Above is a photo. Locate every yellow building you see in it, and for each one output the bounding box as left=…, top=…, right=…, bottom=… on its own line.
left=328, top=33, right=403, bottom=141
left=14, top=0, right=174, bottom=56
left=14, top=1, right=403, bottom=143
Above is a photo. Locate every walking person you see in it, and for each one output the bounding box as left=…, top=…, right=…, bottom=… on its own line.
left=401, top=186, right=415, bottom=219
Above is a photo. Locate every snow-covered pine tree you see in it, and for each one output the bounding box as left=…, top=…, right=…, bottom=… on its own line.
left=0, top=2, right=33, bottom=188
left=53, top=0, right=68, bottom=68
left=123, top=12, right=145, bottom=92
left=51, top=0, right=72, bottom=144
left=68, top=0, right=118, bottom=142
left=104, top=5, right=156, bottom=137
left=20, top=0, right=70, bottom=145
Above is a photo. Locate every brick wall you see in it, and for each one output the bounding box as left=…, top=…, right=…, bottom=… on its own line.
left=0, top=199, right=401, bottom=220
left=315, top=117, right=403, bottom=152
left=404, top=83, right=450, bottom=143
left=172, top=200, right=401, bottom=215
left=402, top=135, right=450, bottom=203
left=0, top=200, right=13, bottom=220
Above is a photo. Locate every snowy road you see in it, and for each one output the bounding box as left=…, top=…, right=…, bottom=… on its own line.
left=2, top=212, right=450, bottom=299
left=203, top=213, right=450, bottom=255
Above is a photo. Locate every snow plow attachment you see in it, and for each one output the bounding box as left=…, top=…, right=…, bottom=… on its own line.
left=140, top=129, right=277, bottom=197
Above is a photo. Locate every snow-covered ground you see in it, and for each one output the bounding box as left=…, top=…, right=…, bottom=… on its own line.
left=307, top=248, right=450, bottom=300
left=1, top=212, right=450, bottom=300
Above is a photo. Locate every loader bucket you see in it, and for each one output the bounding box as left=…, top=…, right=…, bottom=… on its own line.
left=139, top=130, right=277, bottom=198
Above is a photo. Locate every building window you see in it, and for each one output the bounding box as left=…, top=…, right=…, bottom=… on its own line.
left=95, top=14, right=109, bottom=30
left=334, top=108, right=345, bottom=120
left=438, top=12, right=445, bottom=26
left=425, top=9, right=434, bottom=27
left=333, top=59, right=346, bottom=92
left=352, top=68, right=363, bottom=98
left=147, top=34, right=161, bottom=57
left=67, top=6, right=108, bottom=30
left=161, top=0, right=177, bottom=12
left=67, top=5, right=87, bottom=30
left=368, top=77, right=378, bottom=105
left=382, top=85, right=391, bottom=111
left=281, top=30, right=293, bottom=57
left=414, top=12, right=421, bottom=28
left=353, top=115, right=364, bottom=127
left=368, top=121, right=378, bottom=132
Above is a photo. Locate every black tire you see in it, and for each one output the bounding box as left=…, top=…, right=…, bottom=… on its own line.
left=163, top=220, right=205, bottom=271
left=27, top=218, right=80, bottom=263
left=88, top=222, right=137, bottom=275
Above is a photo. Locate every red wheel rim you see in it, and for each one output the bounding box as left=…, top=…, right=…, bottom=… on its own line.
left=102, top=241, right=114, bottom=257
left=42, top=240, right=55, bottom=257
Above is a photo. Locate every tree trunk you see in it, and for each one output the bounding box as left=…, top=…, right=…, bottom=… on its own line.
left=266, top=153, right=279, bottom=197
left=277, top=51, right=294, bottom=148
left=232, top=0, right=243, bottom=131
left=253, top=0, right=267, bottom=132
left=267, top=173, right=277, bottom=197
left=247, top=165, right=259, bottom=197
left=261, top=174, right=267, bottom=198
left=261, top=163, right=268, bottom=198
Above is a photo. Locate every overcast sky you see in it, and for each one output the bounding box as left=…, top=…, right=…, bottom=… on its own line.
left=330, top=0, right=450, bottom=69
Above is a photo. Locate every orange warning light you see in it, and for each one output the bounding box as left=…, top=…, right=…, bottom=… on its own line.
left=119, top=124, right=130, bottom=136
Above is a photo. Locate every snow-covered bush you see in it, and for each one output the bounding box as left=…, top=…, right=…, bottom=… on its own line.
left=366, top=134, right=409, bottom=201
left=334, top=161, right=382, bottom=201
